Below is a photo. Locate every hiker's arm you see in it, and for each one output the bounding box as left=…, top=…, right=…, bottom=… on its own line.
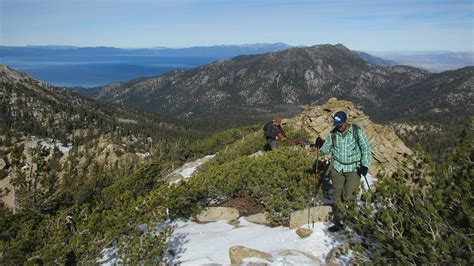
left=319, top=134, right=332, bottom=155
left=279, top=126, right=287, bottom=138
left=358, top=129, right=372, bottom=168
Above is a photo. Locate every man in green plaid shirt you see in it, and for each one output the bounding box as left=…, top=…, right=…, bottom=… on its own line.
left=315, top=111, right=372, bottom=232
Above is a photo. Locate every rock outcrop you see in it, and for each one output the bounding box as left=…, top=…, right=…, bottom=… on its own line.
left=288, top=98, right=413, bottom=176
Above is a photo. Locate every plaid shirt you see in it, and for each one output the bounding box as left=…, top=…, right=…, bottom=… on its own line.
left=320, top=124, right=372, bottom=173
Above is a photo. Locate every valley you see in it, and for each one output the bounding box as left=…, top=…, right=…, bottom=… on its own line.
left=0, top=43, right=472, bottom=264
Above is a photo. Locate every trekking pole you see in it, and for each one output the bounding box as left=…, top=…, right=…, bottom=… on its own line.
left=312, top=147, right=321, bottom=229
left=315, top=147, right=320, bottom=206
left=362, top=174, right=371, bottom=191
left=308, top=146, right=320, bottom=229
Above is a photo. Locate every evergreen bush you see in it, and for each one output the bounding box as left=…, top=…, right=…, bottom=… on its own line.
left=346, top=120, right=473, bottom=264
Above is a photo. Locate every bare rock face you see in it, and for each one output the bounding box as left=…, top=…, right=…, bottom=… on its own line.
left=196, top=207, right=240, bottom=222
left=289, top=206, right=332, bottom=229
left=229, top=245, right=272, bottom=265
left=288, top=98, right=413, bottom=176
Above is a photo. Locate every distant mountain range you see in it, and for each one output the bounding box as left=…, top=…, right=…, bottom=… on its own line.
left=352, top=51, right=397, bottom=67
left=94, top=44, right=422, bottom=115
left=371, top=51, right=474, bottom=73
left=0, top=43, right=296, bottom=87
left=3, top=43, right=471, bottom=88
left=2, top=44, right=471, bottom=72
left=0, top=43, right=292, bottom=58
left=94, top=44, right=473, bottom=127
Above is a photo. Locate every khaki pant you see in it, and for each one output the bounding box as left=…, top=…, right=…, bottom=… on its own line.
left=330, top=168, right=360, bottom=226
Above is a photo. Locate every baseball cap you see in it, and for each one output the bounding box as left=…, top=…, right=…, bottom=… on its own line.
left=333, top=111, right=347, bottom=126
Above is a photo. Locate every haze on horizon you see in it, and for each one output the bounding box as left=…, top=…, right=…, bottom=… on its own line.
left=1, top=0, right=473, bottom=52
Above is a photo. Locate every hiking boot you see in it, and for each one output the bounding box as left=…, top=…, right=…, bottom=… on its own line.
left=328, top=224, right=344, bottom=232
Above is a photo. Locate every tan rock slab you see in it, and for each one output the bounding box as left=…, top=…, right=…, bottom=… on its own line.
left=245, top=212, right=272, bottom=225
left=196, top=207, right=239, bottom=222
left=229, top=245, right=272, bottom=265
left=290, top=206, right=332, bottom=229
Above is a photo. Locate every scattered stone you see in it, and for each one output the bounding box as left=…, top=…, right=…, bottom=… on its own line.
left=296, top=228, right=313, bottom=238
left=228, top=219, right=241, bottom=228
left=245, top=212, right=272, bottom=225
left=229, top=245, right=272, bottom=265
left=289, top=206, right=332, bottom=229
left=196, top=207, right=239, bottom=222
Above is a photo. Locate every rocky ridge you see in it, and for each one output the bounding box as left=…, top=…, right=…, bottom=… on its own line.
left=288, top=98, right=413, bottom=175
left=0, top=64, right=188, bottom=142
left=95, top=44, right=428, bottom=117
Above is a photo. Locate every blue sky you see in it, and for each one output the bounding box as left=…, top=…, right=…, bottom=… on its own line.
left=1, top=0, right=473, bottom=51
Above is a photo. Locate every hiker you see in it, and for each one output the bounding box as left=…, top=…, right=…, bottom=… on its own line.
left=315, top=111, right=372, bottom=232
left=263, top=117, right=287, bottom=150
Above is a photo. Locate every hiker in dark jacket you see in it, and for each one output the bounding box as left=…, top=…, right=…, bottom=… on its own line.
left=263, top=117, right=287, bottom=150
left=315, top=111, right=372, bottom=232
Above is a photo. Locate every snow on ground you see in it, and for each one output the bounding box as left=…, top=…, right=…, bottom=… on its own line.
left=98, top=154, right=376, bottom=265
left=166, top=218, right=347, bottom=265
left=168, top=155, right=216, bottom=183
left=99, top=218, right=349, bottom=265
left=362, top=173, right=376, bottom=190
left=135, top=152, right=150, bottom=159
left=25, top=136, right=73, bottom=153
left=178, top=155, right=215, bottom=179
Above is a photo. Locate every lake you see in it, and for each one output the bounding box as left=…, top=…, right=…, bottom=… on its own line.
left=1, top=55, right=218, bottom=87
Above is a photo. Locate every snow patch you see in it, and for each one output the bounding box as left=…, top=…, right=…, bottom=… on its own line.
left=166, top=218, right=347, bottom=265
left=25, top=136, right=73, bottom=153
left=135, top=152, right=150, bottom=159
left=168, top=155, right=215, bottom=183
left=361, top=173, right=377, bottom=190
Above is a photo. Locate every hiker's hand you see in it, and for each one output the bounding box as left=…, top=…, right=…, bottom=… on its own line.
left=358, top=166, right=368, bottom=177
left=315, top=137, right=324, bottom=149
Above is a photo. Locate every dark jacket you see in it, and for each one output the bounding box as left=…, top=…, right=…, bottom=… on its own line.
left=263, top=122, right=287, bottom=140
